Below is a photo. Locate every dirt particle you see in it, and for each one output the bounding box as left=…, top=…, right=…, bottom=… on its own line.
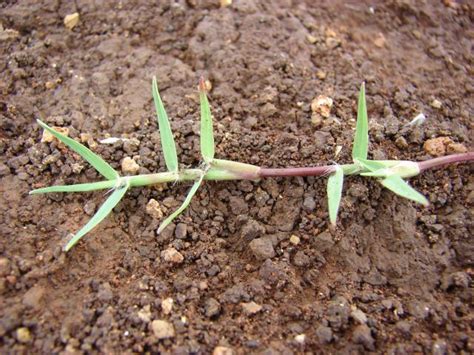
left=241, top=301, right=262, bottom=315
left=294, top=333, right=306, bottom=344
left=151, top=320, right=175, bottom=339
left=430, top=99, right=442, bottom=109
left=213, top=346, right=234, bottom=355
left=22, top=285, right=45, bottom=309
left=249, top=238, right=275, bottom=260
left=0, top=258, right=11, bottom=277
left=64, top=13, right=80, bottom=30
left=289, top=235, right=300, bottom=245
left=317, top=70, right=327, bottom=80
left=312, top=231, right=335, bottom=253
left=121, top=157, right=140, bottom=175
left=161, top=248, right=184, bottom=264
left=311, top=95, right=333, bottom=118
left=432, top=339, right=448, bottom=355
left=395, top=136, right=408, bottom=149
left=204, top=298, right=221, bottom=318
left=306, top=34, right=318, bottom=44
left=423, top=137, right=463, bottom=156
left=293, top=251, right=310, bottom=267
left=315, top=325, right=333, bottom=344
left=220, top=0, right=232, bottom=8
left=350, top=306, right=368, bottom=324
left=146, top=199, right=163, bottom=220
left=41, top=126, right=69, bottom=143
left=373, top=33, right=386, bottom=47
left=352, top=324, right=374, bottom=350
left=137, top=305, right=152, bottom=323
left=446, top=142, right=467, bottom=154
left=97, top=282, right=114, bottom=302
left=327, top=296, right=350, bottom=330
left=175, top=223, right=187, bottom=239
left=16, top=327, right=31, bottom=343
left=161, top=298, right=173, bottom=315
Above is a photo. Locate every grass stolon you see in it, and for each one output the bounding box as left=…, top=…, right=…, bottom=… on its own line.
left=30, top=79, right=474, bottom=251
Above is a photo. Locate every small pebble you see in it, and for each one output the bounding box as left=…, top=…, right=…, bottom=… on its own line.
left=311, top=95, right=333, bottom=118
left=315, top=325, right=333, bottom=344
left=213, top=346, right=234, bottom=355
left=16, top=327, right=31, bottom=343
left=395, top=136, right=408, bottom=149
left=137, top=305, right=152, bottom=323
left=161, top=298, right=173, bottom=315
left=151, top=320, right=175, bottom=339
left=351, top=306, right=368, bottom=324
left=64, top=13, right=80, bottom=30
left=41, top=126, right=69, bottom=143
left=289, top=235, right=300, bottom=245
left=241, top=301, right=263, bottom=315
left=373, top=32, right=386, bottom=47
left=220, top=0, right=232, bottom=8
left=204, top=298, right=221, bottom=318
left=423, top=137, right=463, bottom=157
left=161, top=248, right=184, bottom=264
left=146, top=199, right=163, bottom=220
left=431, top=99, right=442, bottom=109
left=249, top=238, right=275, bottom=260
left=294, top=333, right=306, bottom=344
left=352, top=324, right=374, bottom=350
left=306, top=34, right=317, bottom=44
left=121, top=157, right=140, bottom=174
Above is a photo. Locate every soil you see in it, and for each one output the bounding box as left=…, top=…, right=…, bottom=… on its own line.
left=0, top=0, right=473, bottom=353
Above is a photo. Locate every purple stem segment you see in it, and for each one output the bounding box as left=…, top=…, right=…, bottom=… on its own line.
left=257, top=152, right=473, bottom=178
left=418, top=152, right=474, bottom=172
left=259, top=165, right=334, bottom=178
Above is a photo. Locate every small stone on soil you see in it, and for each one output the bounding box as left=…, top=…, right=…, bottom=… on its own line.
left=22, top=285, right=45, bottom=309
left=350, top=306, right=368, bottom=324
left=430, top=99, right=442, bottom=109
left=64, top=13, right=80, bottom=30
left=16, top=327, right=31, bottom=343
left=161, top=248, right=184, bottom=264
left=151, top=320, right=175, bottom=339
left=311, top=95, right=333, bottom=118
left=213, top=346, right=234, bottom=355
left=289, top=235, right=300, bottom=245
left=121, top=157, right=140, bottom=174
left=137, top=305, right=152, bottom=323
left=175, top=223, right=187, bottom=239
left=249, top=238, right=275, bottom=260
left=146, top=199, right=163, bottom=220
left=352, top=324, right=374, bottom=350
left=315, top=325, right=333, bottom=344
left=41, top=126, right=69, bottom=143
left=294, top=333, right=306, bottom=344
left=204, top=298, right=221, bottom=318
left=241, top=301, right=262, bottom=315
left=161, top=297, right=173, bottom=315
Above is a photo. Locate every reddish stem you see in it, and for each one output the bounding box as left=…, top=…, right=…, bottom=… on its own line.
left=259, top=165, right=334, bottom=178
left=418, top=152, right=474, bottom=172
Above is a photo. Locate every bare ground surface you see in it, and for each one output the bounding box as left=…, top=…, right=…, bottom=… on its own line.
left=0, top=0, right=473, bottom=353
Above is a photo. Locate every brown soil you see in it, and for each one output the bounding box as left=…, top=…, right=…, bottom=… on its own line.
left=1, top=1, right=473, bottom=353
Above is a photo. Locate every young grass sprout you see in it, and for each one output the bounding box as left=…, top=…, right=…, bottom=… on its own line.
left=30, top=79, right=474, bottom=251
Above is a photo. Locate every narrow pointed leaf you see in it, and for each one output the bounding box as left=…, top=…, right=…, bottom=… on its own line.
left=380, top=175, right=429, bottom=206
left=327, top=165, right=344, bottom=225
left=37, top=120, right=118, bottom=180
left=199, top=77, right=214, bottom=163
left=352, top=82, right=369, bottom=161
left=152, top=77, right=178, bottom=172
left=64, top=180, right=129, bottom=251
left=158, top=174, right=204, bottom=234
left=30, top=180, right=115, bottom=194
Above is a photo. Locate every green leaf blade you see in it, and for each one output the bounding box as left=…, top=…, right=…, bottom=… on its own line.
left=152, top=77, right=178, bottom=172
left=327, top=165, right=344, bottom=226
left=352, top=82, right=369, bottom=161
left=37, top=120, right=118, bottom=180
left=380, top=175, right=429, bottom=206
left=199, top=78, right=215, bottom=163
left=64, top=180, right=129, bottom=252
left=30, top=180, right=115, bottom=194
left=157, top=174, right=204, bottom=234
